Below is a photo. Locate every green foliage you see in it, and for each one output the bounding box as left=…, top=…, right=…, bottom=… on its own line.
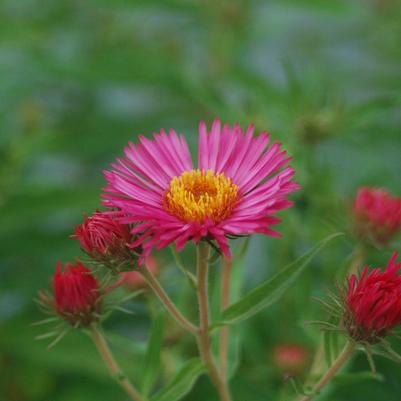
left=141, top=314, right=165, bottom=396
left=222, top=233, right=343, bottom=325
left=150, top=358, right=205, bottom=401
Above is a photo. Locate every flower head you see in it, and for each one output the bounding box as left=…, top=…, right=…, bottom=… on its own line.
left=344, top=252, right=401, bottom=343
left=353, top=187, right=401, bottom=245
left=273, top=343, right=309, bottom=374
left=103, top=119, right=299, bottom=262
left=72, top=210, right=137, bottom=272
left=52, top=261, right=101, bottom=326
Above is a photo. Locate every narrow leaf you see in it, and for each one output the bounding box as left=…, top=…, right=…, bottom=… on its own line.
left=142, top=314, right=165, bottom=396
left=35, top=331, right=59, bottom=341
left=170, top=246, right=198, bottom=289
left=333, top=371, right=384, bottom=383
left=31, top=317, right=59, bottom=326
left=222, top=233, right=343, bottom=325
left=289, top=377, right=314, bottom=396
left=323, top=330, right=333, bottom=366
left=150, top=358, right=205, bottom=401
left=47, top=329, right=70, bottom=349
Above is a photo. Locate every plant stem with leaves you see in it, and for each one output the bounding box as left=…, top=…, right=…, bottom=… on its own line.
left=304, top=244, right=365, bottom=389
left=140, top=263, right=198, bottom=335
left=90, top=324, right=148, bottom=401
left=298, top=341, right=355, bottom=401
left=196, top=242, right=233, bottom=401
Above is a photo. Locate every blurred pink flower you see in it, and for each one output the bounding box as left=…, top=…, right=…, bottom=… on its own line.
left=354, top=187, right=401, bottom=245
left=273, top=344, right=309, bottom=373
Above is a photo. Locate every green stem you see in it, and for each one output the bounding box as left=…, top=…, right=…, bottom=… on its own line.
left=140, top=263, right=198, bottom=335
left=348, top=244, right=366, bottom=276
left=298, top=341, right=355, bottom=401
left=90, top=325, right=148, bottom=401
left=220, top=256, right=232, bottom=380
left=196, top=242, right=232, bottom=401
left=304, top=245, right=366, bottom=387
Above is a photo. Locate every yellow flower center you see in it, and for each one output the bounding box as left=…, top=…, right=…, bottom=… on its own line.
left=164, top=169, right=240, bottom=224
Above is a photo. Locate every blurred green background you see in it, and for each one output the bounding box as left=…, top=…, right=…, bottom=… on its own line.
left=1, top=0, right=401, bottom=400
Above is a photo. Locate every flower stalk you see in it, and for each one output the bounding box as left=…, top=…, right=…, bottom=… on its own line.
left=298, top=341, right=355, bottom=401
left=304, top=245, right=366, bottom=386
left=348, top=244, right=366, bottom=276
left=220, top=256, right=233, bottom=380
left=90, top=324, right=148, bottom=401
left=196, top=242, right=232, bottom=401
left=140, top=262, right=198, bottom=335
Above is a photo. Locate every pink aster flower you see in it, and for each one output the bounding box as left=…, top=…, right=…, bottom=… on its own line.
left=353, top=187, right=401, bottom=245
left=103, top=119, right=299, bottom=262
left=344, top=252, right=401, bottom=342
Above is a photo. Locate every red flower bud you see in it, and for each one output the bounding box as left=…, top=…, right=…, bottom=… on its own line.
left=273, top=344, right=309, bottom=374
left=71, top=210, right=136, bottom=271
left=344, top=252, right=401, bottom=342
left=353, top=187, right=401, bottom=245
left=53, top=261, right=101, bottom=326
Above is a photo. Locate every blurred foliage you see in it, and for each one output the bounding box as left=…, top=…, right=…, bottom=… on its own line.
left=1, top=0, right=401, bottom=400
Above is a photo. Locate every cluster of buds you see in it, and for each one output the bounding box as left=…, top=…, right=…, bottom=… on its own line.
left=353, top=187, right=401, bottom=246
left=342, top=252, right=401, bottom=344
left=37, top=209, right=149, bottom=333
left=71, top=210, right=140, bottom=273
left=38, top=261, right=102, bottom=328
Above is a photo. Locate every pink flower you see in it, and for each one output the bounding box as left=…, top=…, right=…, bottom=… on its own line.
left=71, top=210, right=137, bottom=271
left=273, top=344, right=309, bottom=374
left=345, top=252, right=401, bottom=342
left=53, top=261, right=101, bottom=326
left=103, top=119, right=299, bottom=262
left=353, top=187, right=401, bottom=245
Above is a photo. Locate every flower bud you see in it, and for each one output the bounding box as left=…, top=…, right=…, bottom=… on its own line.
left=72, top=210, right=137, bottom=272
left=273, top=343, right=309, bottom=374
left=53, top=261, right=101, bottom=326
left=344, top=252, right=401, bottom=343
left=353, top=187, right=401, bottom=245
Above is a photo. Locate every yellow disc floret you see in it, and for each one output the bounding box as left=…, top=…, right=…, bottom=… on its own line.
left=164, top=169, right=240, bottom=224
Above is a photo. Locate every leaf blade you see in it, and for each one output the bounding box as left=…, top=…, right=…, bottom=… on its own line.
left=142, top=314, right=165, bottom=396
left=222, top=233, right=343, bottom=325
left=150, top=358, right=205, bottom=401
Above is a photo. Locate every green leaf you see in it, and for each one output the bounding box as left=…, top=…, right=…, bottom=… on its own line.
left=150, top=358, right=205, bottom=401
left=323, top=330, right=332, bottom=367
left=170, top=246, right=198, bottom=289
left=289, top=377, right=315, bottom=396
left=221, top=233, right=343, bottom=325
left=141, top=314, right=165, bottom=397
left=333, top=371, right=384, bottom=384
left=323, top=320, right=341, bottom=367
